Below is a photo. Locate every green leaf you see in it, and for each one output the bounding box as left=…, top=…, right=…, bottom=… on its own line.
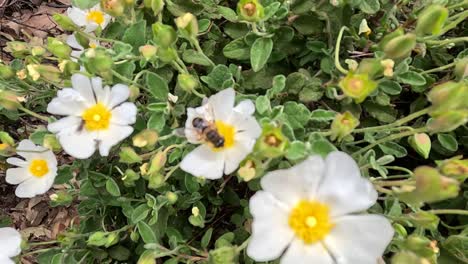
left=105, top=178, right=121, bottom=197
left=283, top=102, right=310, bottom=129
left=250, top=37, right=273, bottom=72
left=255, top=95, right=271, bottom=115
left=137, top=221, right=158, bottom=244
left=379, top=142, right=408, bottom=158
left=267, top=74, right=286, bottom=97
left=310, top=109, right=336, bottom=122
left=223, top=38, right=250, bottom=60
left=285, top=141, right=307, bottom=160
left=146, top=72, right=169, bottom=101
left=359, top=0, right=380, bottom=14
left=182, top=49, right=213, bottom=66
left=201, top=65, right=234, bottom=90
left=122, top=20, right=146, bottom=53
left=54, top=166, right=73, bottom=185
left=442, top=234, right=468, bottom=262
left=379, top=80, right=402, bottom=95
left=132, top=204, right=150, bottom=223
left=437, top=134, right=458, bottom=152
left=397, top=71, right=427, bottom=86
left=217, top=6, right=237, bottom=22
left=201, top=228, right=213, bottom=249
left=71, top=0, right=98, bottom=9
left=184, top=174, right=200, bottom=193
left=147, top=112, right=166, bottom=132
left=364, top=102, right=397, bottom=123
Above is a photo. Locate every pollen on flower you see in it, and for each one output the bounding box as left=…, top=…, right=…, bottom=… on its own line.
left=82, top=103, right=112, bottom=131
left=29, top=159, right=49, bottom=178
left=86, top=10, right=105, bottom=25
left=214, top=120, right=235, bottom=149
left=348, top=78, right=364, bottom=93
left=288, top=200, right=334, bottom=244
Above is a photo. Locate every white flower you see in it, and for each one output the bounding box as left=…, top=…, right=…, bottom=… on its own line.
left=67, top=4, right=111, bottom=33
left=0, top=227, right=22, bottom=264
left=47, top=74, right=137, bottom=159
left=247, top=151, right=394, bottom=264
left=180, top=88, right=261, bottom=179
left=5, top=140, right=58, bottom=198
left=67, top=34, right=99, bottom=59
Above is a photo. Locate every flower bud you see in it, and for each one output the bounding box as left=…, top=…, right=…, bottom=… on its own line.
left=0, top=132, right=15, bottom=156
left=129, top=85, right=140, bottom=101
left=119, top=147, right=142, bottom=164
left=209, top=246, right=237, bottom=264
left=427, top=81, right=466, bottom=116
left=87, top=232, right=108, bottom=247
left=454, top=57, right=468, bottom=80
left=415, top=5, right=448, bottom=36
left=414, top=166, right=460, bottom=204
left=152, top=23, right=177, bottom=48
left=84, top=49, right=114, bottom=75
left=378, top=28, right=404, bottom=51
left=440, top=159, right=468, bottom=182
left=391, top=251, right=425, bottom=264
left=191, top=206, right=200, bottom=217
left=381, top=59, right=395, bottom=77
left=405, top=235, right=437, bottom=258
left=49, top=190, right=73, bottom=206
left=408, top=133, right=431, bottom=159
left=6, top=41, right=30, bottom=58
left=52, top=13, right=79, bottom=31
left=137, top=251, right=156, bottom=264
left=148, top=172, right=165, bottom=189
left=130, top=231, right=140, bottom=242
left=383, top=33, right=416, bottom=59
left=132, top=129, right=159, bottom=148
left=104, top=232, right=119, bottom=248
left=175, top=13, right=199, bottom=39
left=345, top=59, right=358, bottom=72
left=148, top=151, right=167, bottom=174
left=43, top=134, right=62, bottom=152
left=28, top=64, right=62, bottom=83
left=255, top=123, right=288, bottom=158
left=406, top=211, right=439, bottom=231
left=101, top=0, right=125, bottom=17
left=144, top=0, right=164, bottom=16
left=358, top=19, right=371, bottom=36
left=427, top=110, right=468, bottom=133
left=122, top=169, right=140, bottom=187
left=31, top=46, right=46, bottom=57
left=59, top=60, right=80, bottom=76
left=177, top=73, right=198, bottom=92
left=237, top=0, right=264, bottom=22
left=0, top=63, right=14, bottom=79
left=139, top=45, right=157, bottom=60
left=16, top=69, right=27, bottom=80
left=339, top=72, right=377, bottom=103
left=0, top=131, right=14, bottom=146
left=166, top=191, right=178, bottom=204
left=0, top=90, right=21, bottom=110
left=26, top=64, right=41, bottom=81
left=47, top=37, right=71, bottom=59
left=157, top=47, right=177, bottom=63
left=330, top=111, right=359, bottom=142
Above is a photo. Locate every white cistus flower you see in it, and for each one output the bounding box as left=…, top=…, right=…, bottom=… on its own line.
left=66, top=34, right=99, bottom=59
left=47, top=74, right=137, bottom=159
left=0, top=227, right=22, bottom=264
left=247, top=151, right=394, bottom=264
left=180, top=88, right=261, bottom=179
left=6, top=140, right=57, bottom=198
left=67, top=4, right=111, bottom=32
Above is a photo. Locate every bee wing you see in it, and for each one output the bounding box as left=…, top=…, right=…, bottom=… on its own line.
left=202, top=103, right=216, bottom=123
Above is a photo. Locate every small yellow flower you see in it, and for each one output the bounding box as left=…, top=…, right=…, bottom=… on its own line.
left=381, top=59, right=395, bottom=77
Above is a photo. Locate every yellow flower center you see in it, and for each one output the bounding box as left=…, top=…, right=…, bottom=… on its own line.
left=82, top=103, right=112, bottom=131
left=89, top=43, right=98, bottom=49
left=213, top=120, right=235, bottom=149
left=288, top=200, right=334, bottom=244
left=0, top=143, right=9, bottom=150
left=29, top=159, right=49, bottom=178
left=86, top=10, right=105, bottom=25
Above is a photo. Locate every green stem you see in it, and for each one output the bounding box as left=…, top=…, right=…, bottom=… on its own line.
left=191, top=38, right=215, bottom=67
left=171, top=61, right=186, bottom=74
left=236, top=238, right=251, bottom=253
left=191, top=88, right=206, bottom=99
left=421, top=61, right=457, bottom=74
left=352, top=127, right=427, bottom=157
left=373, top=179, right=414, bottom=187
left=18, top=106, right=49, bottom=122
left=430, top=209, right=468, bottom=216
left=438, top=10, right=468, bottom=35
left=29, top=240, right=58, bottom=246
left=447, top=0, right=468, bottom=9
left=22, top=247, right=59, bottom=257
left=353, top=108, right=429, bottom=133
left=112, top=70, right=142, bottom=88
left=426, top=36, right=468, bottom=47
left=334, top=26, right=349, bottom=75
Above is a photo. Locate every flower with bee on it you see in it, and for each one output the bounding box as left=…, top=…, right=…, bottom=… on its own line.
left=181, top=88, right=261, bottom=179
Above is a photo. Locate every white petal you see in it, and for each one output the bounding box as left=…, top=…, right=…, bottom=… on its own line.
left=108, top=84, right=130, bottom=108
left=6, top=168, right=30, bottom=184
left=0, top=257, right=14, bottom=264
left=47, top=88, right=89, bottom=116
left=91, top=77, right=110, bottom=105
left=48, top=116, right=82, bottom=133
left=209, top=88, right=235, bottom=121
left=15, top=176, right=54, bottom=198
left=184, top=106, right=211, bottom=144
left=84, top=23, right=99, bottom=33
left=0, top=227, right=22, bottom=258
left=247, top=191, right=293, bottom=262
left=97, top=124, right=133, bottom=156
left=317, top=151, right=377, bottom=217
left=111, top=102, right=137, bottom=125
left=67, top=7, right=87, bottom=27
left=55, top=127, right=98, bottom=159
left=16, top=140, right=47, bottom=160
left=180, top=145, right=224, bottom=179
left=324, top=215, right=394, bottom=264
left=71, top=74, right=96, bottom=105
left=281, top=239, right=334, bottom=264
left=223, top=136, right=255, bottom=174
left=230, top=112, right=261, bottom=140
left=261, top=156, right=326, bottom=206
left=6, top=157, right=27, bottom=167
left=234, top=99, right=255, bottom=115
left=66, top=34, right=83, bottom=50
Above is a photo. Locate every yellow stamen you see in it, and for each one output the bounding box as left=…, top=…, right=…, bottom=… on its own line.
left=89, top=43, right=98, bottom=49
left=289, top=200, right=334, bottom=244
left=213, top=120, right=235, bottom=149
left=86, top=10, right=105, bottom=25
left=29, top=159, right=49, bottom=178
left=82, top=103, right=112, bottom=131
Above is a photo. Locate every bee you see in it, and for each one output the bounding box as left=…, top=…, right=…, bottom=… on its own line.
left=192, top=117, right=225, bottom=148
